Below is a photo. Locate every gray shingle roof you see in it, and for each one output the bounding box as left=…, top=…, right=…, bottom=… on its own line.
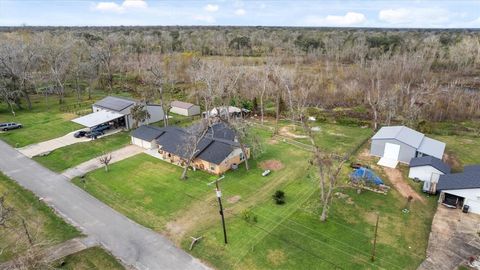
left=94, top=96, right=136, bottom=112
left=409, top=156, right=451, bottom=174
left=171, top=101, right=195, bottom=109
left=130, top=125, right=164, bottom=142
left=372, top=126, right=425, bottom=148
left=464, top=165, right=480, bottom=173
left=437, top=170, right=480, bottom=191
left=206, top=122, right=236, bottom=141
left=152, top=124, right=239, bottom=165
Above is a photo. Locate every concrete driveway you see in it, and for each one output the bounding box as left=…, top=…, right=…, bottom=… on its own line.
left=0, top=140, right=210, bottom=270
left=17, top=129, right=122, bottom=158
left=418, top=206, right=480, bottom=270
left=62, top=145, right=144, bottom=179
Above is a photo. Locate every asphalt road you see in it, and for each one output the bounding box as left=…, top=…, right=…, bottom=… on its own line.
left=0, top=140, right=210, bottom=270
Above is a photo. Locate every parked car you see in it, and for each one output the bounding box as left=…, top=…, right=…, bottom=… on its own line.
left=73, top=130, right=87, bottom=138
left=92, top=123, right=110, bottom=133
left=0, top=122, right=22, bottom=131
left=85, top=130, right=103, bottom=138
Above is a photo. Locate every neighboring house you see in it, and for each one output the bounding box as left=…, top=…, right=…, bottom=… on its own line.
left=203, top=106, right=250, bottom=119
left=72, top=96, right=164, bottom=130
left=131, top=123, right=249, bottom=175
left=170, top=101, right=201, bottom=116
left=370, top=126, right=446, bottom=168
left=436, top=165, right=480, bottom=214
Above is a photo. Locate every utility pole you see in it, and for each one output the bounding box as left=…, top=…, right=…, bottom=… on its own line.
left=371, top=213, right=379, bottom=262
left=208, top=175, right=228, bottom=244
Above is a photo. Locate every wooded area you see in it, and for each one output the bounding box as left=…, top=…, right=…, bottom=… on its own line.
left=1, top=26, right=479, bottom=129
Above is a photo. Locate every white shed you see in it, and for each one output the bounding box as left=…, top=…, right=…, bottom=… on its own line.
left=170, top=101, right=200, bottom=116
left=408, top=156, right=451, bottom=182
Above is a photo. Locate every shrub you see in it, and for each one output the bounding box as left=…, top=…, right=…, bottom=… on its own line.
left=242, top=209, right=258, bottom=224
left=273, top=190, right=286, bottom=205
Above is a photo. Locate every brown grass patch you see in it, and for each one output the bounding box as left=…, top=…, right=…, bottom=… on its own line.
left=227, top=195, right=241, bottom=204
left=444, top=152, right=462, bottom=172
left=266, top=249, right=287, bottom=266
left=259, top=160, right=284, bottom=171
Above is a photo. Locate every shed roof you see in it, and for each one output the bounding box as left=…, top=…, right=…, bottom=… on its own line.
left=464, top=165, right=480, bottom=174
left=372, top=126, right=425, bottom=148
left=409, top=156, right=451, bottom=174
left=94, top=96, right=136, bottom=112
left=72, top=110, right=124, bottom=128
left=130, top=125, right=164, bottom=142
left=171, top=101, right=196, bottom=109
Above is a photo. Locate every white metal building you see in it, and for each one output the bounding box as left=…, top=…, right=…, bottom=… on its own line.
left=72, top=96, right=164, bottom=130
left=408, top=156, right=451, bottom=182
left=437, top=165, right=480, bottom=214
left=370, top=126, right=446, bottom=168
left=170, top=101, right=200, bottom=116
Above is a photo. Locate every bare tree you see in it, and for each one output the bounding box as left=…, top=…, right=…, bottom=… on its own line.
left=148, top=55, right=169, bottom=126
left=180, top=119, right=210, bottom=180
left=99, top=154, right=113, bottom=172
left=130, top=103, right=151, bottom=128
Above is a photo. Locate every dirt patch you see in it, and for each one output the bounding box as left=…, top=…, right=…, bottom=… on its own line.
left=443, top=152, right=462, bottom=172
left=382, top=167, right=425, bottom=203
left=227, top=195, right=241, bottom=204
left=259, top=160, right=284, bottom=171
left=279, top=125, right=308, bottom=139
left=268, top=139, right=279, bottom=144
left=266, top=249, right=287, bottom=266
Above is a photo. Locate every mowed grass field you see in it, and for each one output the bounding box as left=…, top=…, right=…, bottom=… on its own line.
left=33, top=131, right=131, bottom=172
left=0, top=173, right=81, bottom=262
left=54, top=247, right=125, bottom=270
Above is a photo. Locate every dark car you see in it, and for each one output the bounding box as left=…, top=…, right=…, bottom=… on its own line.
left=0, top=122, right=22, bottom=131
left=73, top=130, right=87, bottom=138
left=92, top=123, right=110, bottom=133
left=85, top=130, right=103, bottom=139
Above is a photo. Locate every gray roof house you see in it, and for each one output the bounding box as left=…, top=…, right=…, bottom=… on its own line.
left=436, top=165, right=480, bottom=214
left=170, top=101, right=201, bottom=116
left=370, top=126, right=446, bottom=165
left=131, top=123, right=248, bottom=174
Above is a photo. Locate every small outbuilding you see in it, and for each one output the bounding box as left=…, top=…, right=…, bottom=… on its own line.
left=170, top=101, right=201, bottom=116
left=437, top=165, right=480, bottom=214
left=370, top=126, right=446, bottom=168
left=409, top=156, right=451, bottom=182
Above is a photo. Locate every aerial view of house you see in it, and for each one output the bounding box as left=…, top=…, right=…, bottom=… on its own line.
left=1, top=1, right=480, bottom=270
left=131, top=122, right=249, bottom=174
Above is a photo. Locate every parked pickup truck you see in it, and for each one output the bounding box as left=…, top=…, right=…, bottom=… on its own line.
left=92, top=123, right=110, bottom=133
left=0, top=122, right=22, bottom=131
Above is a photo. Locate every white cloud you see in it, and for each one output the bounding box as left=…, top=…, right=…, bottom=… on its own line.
left=379, top=8, right=451, bottom=26
left=92, top=0, right=147, bottom=13
left=304, top=12, right=366, bottom=26
left=193, top=14, right=215, bottom=23
left=234, top=8, right=246, bottom=16
left=204, top=4, right=219, bottom=12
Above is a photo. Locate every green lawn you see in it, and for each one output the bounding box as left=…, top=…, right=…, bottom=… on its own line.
left=0, top=173, right=81, bottom=262
left=0, top=95, right=88, bottom=147
left=432, top=134, right=480, bottom=168
left=33, top=132, right=131, bottom=172
left=54, top=247, right=124, bottom=270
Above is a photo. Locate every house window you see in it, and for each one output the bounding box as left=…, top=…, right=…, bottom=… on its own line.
left=240, top=153, right=244, bottom=161
left=210, top=166, right=215, bottom=171
left=168, top=153, right=171, bottom=157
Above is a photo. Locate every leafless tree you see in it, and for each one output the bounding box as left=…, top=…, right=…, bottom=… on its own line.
left=180, top=119, right=210, bottom=180
left=147, top=55, right=169, bottom=126
left=99, top=154, right=112, bottom=172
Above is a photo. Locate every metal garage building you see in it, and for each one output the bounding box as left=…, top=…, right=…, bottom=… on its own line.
left=437, top=165, right=480, bottom=214
left=370, top=126, right=446, bottom=168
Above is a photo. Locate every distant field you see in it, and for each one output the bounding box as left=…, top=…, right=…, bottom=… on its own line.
left=0, top=173, right=80, bottom=262
left=54, top=247, right=124, bottom=270
left=34, top=132, right=131, bottom=172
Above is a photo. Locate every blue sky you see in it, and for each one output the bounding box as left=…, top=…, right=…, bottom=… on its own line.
left=0, top=0, right=479, bottom=28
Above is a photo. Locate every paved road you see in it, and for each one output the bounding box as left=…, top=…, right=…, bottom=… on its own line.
left=62, top=145, right=144, bottom=179
left=0, top=140, right=210, bottom=270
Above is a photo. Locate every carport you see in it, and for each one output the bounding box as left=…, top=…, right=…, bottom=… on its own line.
left=72, top=110, right=125, bottom=129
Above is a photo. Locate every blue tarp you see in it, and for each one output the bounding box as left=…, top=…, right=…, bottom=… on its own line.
left=350, top=167, right=384, bottom=185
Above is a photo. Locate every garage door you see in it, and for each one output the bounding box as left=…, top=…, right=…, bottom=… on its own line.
left=378, top=143, right=400, bottom=168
